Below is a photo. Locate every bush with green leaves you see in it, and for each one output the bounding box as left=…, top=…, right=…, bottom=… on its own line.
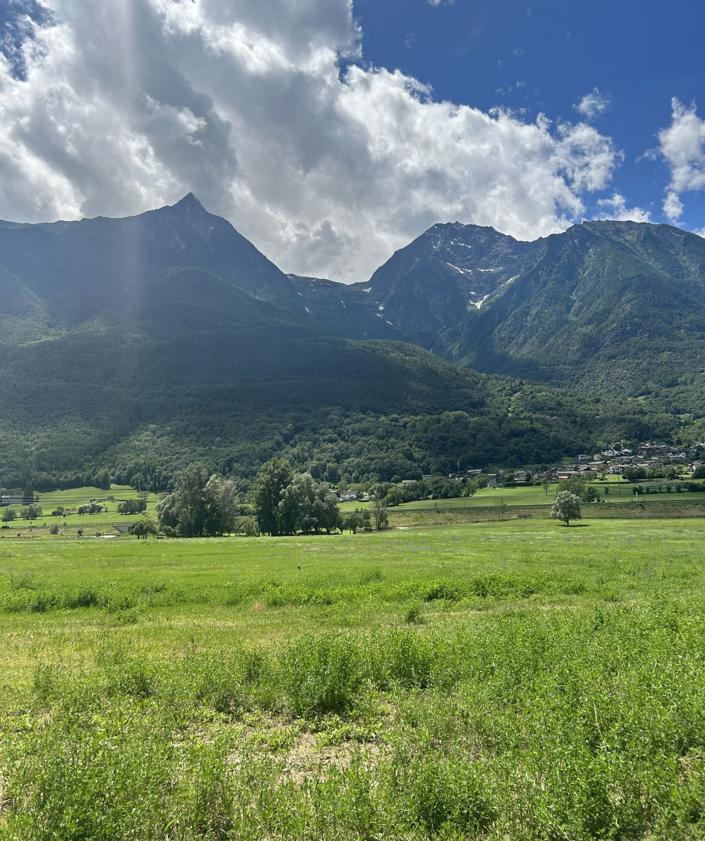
left=282, top=634, right=361, bottom=717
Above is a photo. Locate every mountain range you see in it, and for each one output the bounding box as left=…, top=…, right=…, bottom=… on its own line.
left=297, top=217, right=705, bottom=395
left=0, top=194, right=700, bottom=490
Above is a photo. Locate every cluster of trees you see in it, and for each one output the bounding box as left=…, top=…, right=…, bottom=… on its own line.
left=341, top=498, right=389, bottom=532
left=624, top=466, right=681, bottom=482
left=253, top=459, right=393, bottom=535
left=131, top=519, right=158, bottom=539
left=117, top=498, right=147, bottom=515
left=78, top=502, right=105, bottom=515
left=632, top=482, right=705, bottom=495
left=375, top=477, right=473, bottom=507
left=253, top=459, right=340, bottom=535
left=1, top=503, right=42, bottom=522
left=157, top=464, right=237, bottom=537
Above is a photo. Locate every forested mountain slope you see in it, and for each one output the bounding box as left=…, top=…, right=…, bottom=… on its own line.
left=0, top=197, right=693, bottom=489
left=296, top=219, right=705, bottom=432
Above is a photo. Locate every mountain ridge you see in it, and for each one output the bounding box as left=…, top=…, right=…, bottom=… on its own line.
left=0, top=195, right=699, bottom=489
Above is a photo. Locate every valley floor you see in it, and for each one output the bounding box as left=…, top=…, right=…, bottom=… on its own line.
left=1, top=519, right=705, bottom=839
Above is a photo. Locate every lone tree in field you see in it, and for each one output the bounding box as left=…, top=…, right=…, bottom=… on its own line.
left=551, top=491, right=581, bottom=526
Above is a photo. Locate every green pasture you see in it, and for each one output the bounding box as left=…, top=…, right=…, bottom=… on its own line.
left=2, top=518, right=705, bottom=838
left=3, top=480, right=703, bottom=537
left=1, top=485, right=160, bottom=532
left=341, top=479, right=705, bottom=515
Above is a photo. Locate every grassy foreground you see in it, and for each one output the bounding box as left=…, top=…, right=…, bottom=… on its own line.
left=1, top=519, right=705, bottom=839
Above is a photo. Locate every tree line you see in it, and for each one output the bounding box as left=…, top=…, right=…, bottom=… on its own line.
left=145, top=459, right=388, bottom=538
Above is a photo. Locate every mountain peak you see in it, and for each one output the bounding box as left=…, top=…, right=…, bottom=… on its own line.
left=171, top=192, right=205, bottom=212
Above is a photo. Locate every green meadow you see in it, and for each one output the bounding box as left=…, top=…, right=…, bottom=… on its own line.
left=2, top=517, right=705, bottom=839
left=340, top=480, right=705, bottom=511
left=3, top=481, right=705, bottom=539
left=0, top=486, right=161, bottom=534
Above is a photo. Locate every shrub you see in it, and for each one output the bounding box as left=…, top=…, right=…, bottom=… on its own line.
left=424, top=581, right=462, bottom=602
left=282, top=634, right=361, bottom=717
left=404, top=603, right=424, bottom=624
left=369, top=629, right=434, bottom=689
left=2, top=713, right=176, bottom=841
left=403, top=754, right=496, bottom=836
left=64, top=587, right=100, bottom=609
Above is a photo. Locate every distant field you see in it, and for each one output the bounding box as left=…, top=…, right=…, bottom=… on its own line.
left=2, top=518, right=705, bottom=838
left=1, top=485, right=160, bottom=533
left=3, top=480, right=705, bottom=538
left=341, top=480, right=705, bottom=517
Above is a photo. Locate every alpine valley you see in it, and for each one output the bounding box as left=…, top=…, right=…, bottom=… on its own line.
left=0, top=194, right=701, bottom=491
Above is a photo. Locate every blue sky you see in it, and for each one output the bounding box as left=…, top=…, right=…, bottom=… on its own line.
left=0, top=0, right=704, bottom=280
left=355, top=0, right=705, bottom=231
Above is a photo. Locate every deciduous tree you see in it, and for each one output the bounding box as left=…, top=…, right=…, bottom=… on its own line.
left=551, top=491, right=581, bottom=526
left=253, top=458, right=294, bottom=536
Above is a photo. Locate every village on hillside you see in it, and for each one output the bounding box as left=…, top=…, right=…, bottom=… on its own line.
left=447, top=442, right=705, bottom=489
left=389, top=441, right=705, bottom=497
left=329, top=441, right=705, bottom=502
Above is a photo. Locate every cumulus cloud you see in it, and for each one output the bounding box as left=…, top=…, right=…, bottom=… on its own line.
left=574, top=88, right=610, bottom=121
left=658, top=98, right=705, bottom=222
left=0, top=0, right=620, bottom=281
left=595, top=192, right=651, bottom=223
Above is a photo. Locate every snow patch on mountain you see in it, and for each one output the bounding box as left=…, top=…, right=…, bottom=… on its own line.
left=470, top=294, right=491, bottom=309
left=445, top=262, right=473, bottom=275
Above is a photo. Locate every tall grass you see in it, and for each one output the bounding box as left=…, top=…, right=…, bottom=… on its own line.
left=3, top=521, right=705, bottom=838
left=3, top=604, right=705, bottom=838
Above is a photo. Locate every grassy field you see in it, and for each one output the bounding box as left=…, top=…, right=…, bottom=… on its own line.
left=3, top=481, right=704, bottom=537
left=341, top=480, right=705, bottom=512
left=0, top=485, right=160, bottom=534
left=2, top=518, right=705, bottom=839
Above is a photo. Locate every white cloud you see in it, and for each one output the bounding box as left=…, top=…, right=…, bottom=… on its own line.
left=0, top=0, right=620, bottom=282
left=658, top=98, right=705, bottom=222
left=574, top=87, right=611, bottom=121
left=595, top=192, right=651, bottom=223
left=663, top=190, right=684, bottom=222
